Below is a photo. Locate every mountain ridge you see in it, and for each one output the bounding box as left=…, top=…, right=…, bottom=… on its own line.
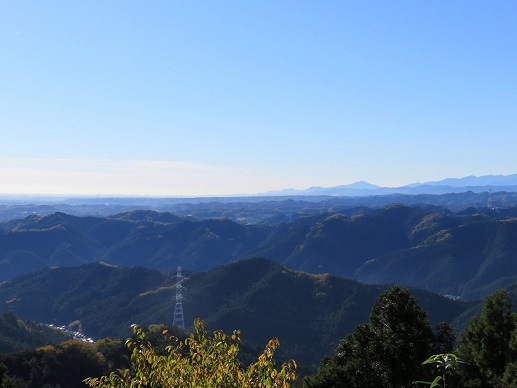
left=261, top=173, right=517, bottom=197
left=2, top=206, right=517, bottom=300
left=0, top=258, right=475, bottom=367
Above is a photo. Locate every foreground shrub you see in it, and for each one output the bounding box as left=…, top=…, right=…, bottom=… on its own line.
left=85, top=318, right=296, bottom=387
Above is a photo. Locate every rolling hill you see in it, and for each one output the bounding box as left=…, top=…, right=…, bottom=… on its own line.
left=0, top=259, right=474, bottom=367
left=2, top=206, right=517, bottom=299
left=3, top=190, right=517, bottom=225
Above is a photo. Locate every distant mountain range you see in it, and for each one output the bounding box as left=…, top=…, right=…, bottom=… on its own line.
left=262, top=174, right=517, bottom=196
left=2, top=174, right=517, bottom=224
left=2, top=206, right=517, bottom=300
left=2, top=174, right=517, bottom=374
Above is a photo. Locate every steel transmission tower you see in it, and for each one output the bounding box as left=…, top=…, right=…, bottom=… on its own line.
left=173, top=266, right=185, bottom=329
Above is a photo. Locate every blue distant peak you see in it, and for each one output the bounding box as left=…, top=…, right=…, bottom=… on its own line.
left=341, top=181, right=381, bottom=190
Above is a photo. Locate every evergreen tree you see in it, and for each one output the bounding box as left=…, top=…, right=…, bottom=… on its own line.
left=305, top=286, right=435, bottom=388
left=458, top=289, right=517, bottom=387
left=0, top=363, right=6, bottom=386
left=433, top=322, right=456, bottom=354
left=502, top=329, right=517, bottom=386
left=0, top=362, right=16, bottom=388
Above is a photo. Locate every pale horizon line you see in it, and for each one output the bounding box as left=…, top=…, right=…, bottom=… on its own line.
left=1, top=172, right=515, bottom=200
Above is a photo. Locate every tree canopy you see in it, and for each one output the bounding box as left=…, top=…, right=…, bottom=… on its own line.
left=85, top=319, right=297, bottom=388
left=305, top=286, right=440, bottom=388
left=458, top=289, right=517, bottom=387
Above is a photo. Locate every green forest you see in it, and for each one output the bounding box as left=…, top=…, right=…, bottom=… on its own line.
left=1, top=286, right=516, bottom=387
left=1, top=206, right=517, bottom=387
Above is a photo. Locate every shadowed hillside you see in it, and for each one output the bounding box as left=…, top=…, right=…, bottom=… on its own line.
left=2, top=207, right=517, bottom=299
left=356, top=214, right=517, bottom=299
left=0, top=311, right=70, bottom=354
left=0, top=259, right=473, bottom=368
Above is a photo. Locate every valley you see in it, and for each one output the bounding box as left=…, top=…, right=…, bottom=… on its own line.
left=0, top=258, right=478, bottom=368
left=1, top=202, right=517, bottom=299
left=1, top=194, right=517, bottom=384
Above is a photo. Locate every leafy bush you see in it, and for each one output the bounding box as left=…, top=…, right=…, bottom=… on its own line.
left=414, top=353, right=463, bottom=388
left=85, top=319, right=297, bottom=387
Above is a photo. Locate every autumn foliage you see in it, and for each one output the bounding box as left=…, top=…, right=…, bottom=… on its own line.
left=85, top=318, right=296, bottom=387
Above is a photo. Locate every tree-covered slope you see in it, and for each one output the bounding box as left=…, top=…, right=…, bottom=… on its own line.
left=355, top=215, right=517, bottom=299
left=0, top=311, right=70, bottom=354
left=0, top=210, right=271, bottom=280
left=2, top=207, right=517, bottom=300
left=0, top=259, right=473, bottom=367
left=249, top=205, right=425, bottom=276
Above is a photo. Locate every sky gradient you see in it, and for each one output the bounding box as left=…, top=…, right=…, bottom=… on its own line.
left=1, top=1, right=516, bottom=196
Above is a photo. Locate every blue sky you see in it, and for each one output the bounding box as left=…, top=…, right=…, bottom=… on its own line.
left=1, top=1, right=516, bottom=196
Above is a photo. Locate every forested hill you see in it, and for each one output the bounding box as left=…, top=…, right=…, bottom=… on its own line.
left=0, top=311, right=70, bottom=354
left=0, top=259, right=474, bottom=367
left=2, top=207, right=517, bottom=299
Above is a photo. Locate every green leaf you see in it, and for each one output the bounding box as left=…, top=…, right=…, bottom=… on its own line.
left=430, top=375, right=443, bottom=388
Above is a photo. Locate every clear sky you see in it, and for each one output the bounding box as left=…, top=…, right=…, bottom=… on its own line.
left=1, top=1, right=516, bottom=196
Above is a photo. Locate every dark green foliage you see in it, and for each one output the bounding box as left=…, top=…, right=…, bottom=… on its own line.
left=0, top=263, right=173, bottom=339
left=416, top=353, right=464, bottom=388
left=457, top=289, right=517, bottom=387
left=0, top=312, right=69, bottom=355
left=0, top=362, right=8, bottom=385
left=304, top=286, right=437, bottom=388
left=0, top=339, right=129, bottom=388
left=433, top=322, right=456, bottom=354
left=0, top=259, right=472, bottom=369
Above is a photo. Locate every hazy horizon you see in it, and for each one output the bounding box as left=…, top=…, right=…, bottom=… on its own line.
left=2, top=172, right=517, bottom=199
left=2, top=2, right=516, bottom=196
